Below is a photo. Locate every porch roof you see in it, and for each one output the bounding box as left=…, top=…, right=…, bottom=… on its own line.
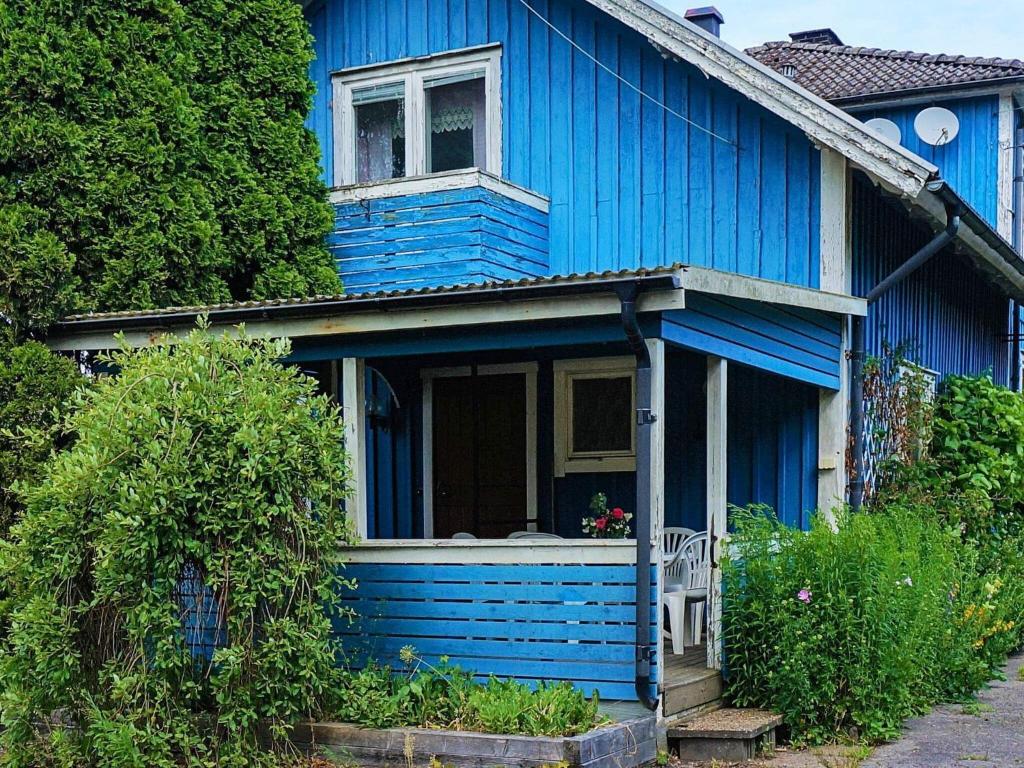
left=47, top=265, right=866, bottom=353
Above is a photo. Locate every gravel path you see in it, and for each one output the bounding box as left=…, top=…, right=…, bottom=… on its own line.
left=863, top=653, right=1024, bottom=768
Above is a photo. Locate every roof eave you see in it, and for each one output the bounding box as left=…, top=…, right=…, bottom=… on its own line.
left=835, top=77, right=1024, bottom=109
left=586, top=0, right=937, bottom=197
left=917, top=182, right=1024, bottom=304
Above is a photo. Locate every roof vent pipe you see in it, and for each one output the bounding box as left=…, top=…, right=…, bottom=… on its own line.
left=684, top=7, right=724, bottom=37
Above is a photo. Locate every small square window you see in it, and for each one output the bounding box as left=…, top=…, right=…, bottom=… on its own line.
left=570, top=375, right=633, bottom=454
left=554, top=358, right=636, bottom=476
left=425, top=73, right=486, bottom=173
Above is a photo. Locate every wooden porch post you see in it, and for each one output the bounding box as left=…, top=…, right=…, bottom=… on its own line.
left=648, top=339, right=666, bottom=690
left=817, top=146, right=851, bottom=523
left=706, top=356, right=728, bottom=670
left=342, top=358, right=368, bottom=540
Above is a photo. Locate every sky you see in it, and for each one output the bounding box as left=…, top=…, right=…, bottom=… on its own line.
left=657, top=0, right=1024, bottom=58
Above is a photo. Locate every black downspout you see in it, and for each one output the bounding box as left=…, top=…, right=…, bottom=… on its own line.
left=615, top=283, right=659, bottom=712
left=850, top=191, right=962, bottom=512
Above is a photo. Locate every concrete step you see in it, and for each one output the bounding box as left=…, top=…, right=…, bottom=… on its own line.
left=666, top=707, right=783, bottom=762
left=662, top=668, right=723, bottom=718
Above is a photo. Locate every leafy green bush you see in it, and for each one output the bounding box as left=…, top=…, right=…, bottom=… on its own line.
left=0, top=339, right=81, bottom=538
left=0, top=0, right=339, bottom=334
left=0, top=326, right=352, bottom=767
left=723, top=505, right=1006, bottom=744
left=330, top=649, right=604, bottom=737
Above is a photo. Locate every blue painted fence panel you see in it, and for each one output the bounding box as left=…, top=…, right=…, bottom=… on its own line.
left=335, top=559, right=658, bottom=701
left=331, top=186, right=550, bottom=292
left=305, top=0, right=821, bottom=288
left=660, top=295, right=843, bottom=389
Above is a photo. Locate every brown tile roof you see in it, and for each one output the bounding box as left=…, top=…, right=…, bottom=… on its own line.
left=745, top=40, right=1024, bottom=103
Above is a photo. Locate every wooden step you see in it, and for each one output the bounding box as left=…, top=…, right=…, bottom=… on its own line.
left=666, top=708, right=783, bottom=762
left=662, top=667, right=723, bottom=717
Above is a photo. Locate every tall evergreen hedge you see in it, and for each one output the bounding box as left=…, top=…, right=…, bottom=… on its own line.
left=0, top=0, right=339, bottom=336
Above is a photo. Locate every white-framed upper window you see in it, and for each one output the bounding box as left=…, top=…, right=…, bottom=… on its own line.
left=553, top=357, right=637, bottom=476
left=333, top=45, right=502, bottom=186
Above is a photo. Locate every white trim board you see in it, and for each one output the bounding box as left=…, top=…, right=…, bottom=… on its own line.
left=420, top=363, right=539, bottom=538
left=342, top=539, right=644, bottom=565
left=681, top=267, right=866, bottom=316
left=329, top=168, right=550, bottom=212
left=47, top=288, right=687, bottom=352
left=582, top=0, right=937, bottom=198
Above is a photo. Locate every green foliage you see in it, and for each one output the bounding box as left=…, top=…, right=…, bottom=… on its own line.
left=0, top=0, right=339, bottom=335
left=722, top=504, right=1016, bottom=745
left=0, top=326, right=352, bottom=767
left=330, top=650, right=603, bottom=737
left=0, top=339, right=81, bottom=538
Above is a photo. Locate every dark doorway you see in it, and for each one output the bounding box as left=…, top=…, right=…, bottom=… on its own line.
left=430, top=372, right=530, bottom=538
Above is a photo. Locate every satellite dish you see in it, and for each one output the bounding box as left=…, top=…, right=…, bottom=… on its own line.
left=865, top=117, right=902, bottom=145
left=914, top=107, right=959, bottom=146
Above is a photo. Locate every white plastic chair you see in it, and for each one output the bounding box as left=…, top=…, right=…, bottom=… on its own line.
left=451, top=532, right=477, bottom=539
left=507, top=531, right=563, bottom=540
left=662, top=527, right=696, bottom=588
left=663, top=532, right=709, bottom=654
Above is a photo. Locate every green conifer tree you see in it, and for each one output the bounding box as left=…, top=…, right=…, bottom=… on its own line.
left=0, top=0, right=339, bottom=334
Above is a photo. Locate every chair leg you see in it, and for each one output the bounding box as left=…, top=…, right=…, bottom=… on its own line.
left=691, top=600, right=705, bottom=645
left=665, top=595, right=686, bottom=655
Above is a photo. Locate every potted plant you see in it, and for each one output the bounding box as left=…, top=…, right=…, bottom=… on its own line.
left=582, top=492, right=632, bottom=538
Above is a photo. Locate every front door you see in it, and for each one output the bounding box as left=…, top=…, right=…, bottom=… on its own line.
left=430, top=370, right=530, bottom=538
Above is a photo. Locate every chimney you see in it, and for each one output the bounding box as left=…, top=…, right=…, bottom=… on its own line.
left=789, top=28, right=844, bottom=46
left=684, top=7, right=725, bottom=38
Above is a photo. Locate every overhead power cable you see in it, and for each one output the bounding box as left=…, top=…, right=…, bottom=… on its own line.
left=515, top=0, right=737, bottom=147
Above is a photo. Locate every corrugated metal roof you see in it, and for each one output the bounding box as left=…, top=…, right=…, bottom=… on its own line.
left=746, top=40, right=1024, bottom=103
left=57, top=265, right=685, bottom=326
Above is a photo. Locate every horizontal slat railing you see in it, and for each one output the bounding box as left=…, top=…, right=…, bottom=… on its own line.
left=334, top=540, right=658, bottom=702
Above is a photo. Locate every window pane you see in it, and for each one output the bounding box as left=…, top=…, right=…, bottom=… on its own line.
left=354, top=83, right=406, bottom=183
left=425, top=75, right=486, bottom=173
left=571, top=376, right=632, bottom=454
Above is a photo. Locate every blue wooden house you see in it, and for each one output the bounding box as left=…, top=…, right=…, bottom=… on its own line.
left=49, top=2, right=1024, bottom=719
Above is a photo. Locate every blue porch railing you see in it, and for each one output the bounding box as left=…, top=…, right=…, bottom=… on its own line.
left=334, top=540, right=657, bottom=702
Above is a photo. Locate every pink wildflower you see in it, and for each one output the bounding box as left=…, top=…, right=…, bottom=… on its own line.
left=797, top=588, right=812, bottom=604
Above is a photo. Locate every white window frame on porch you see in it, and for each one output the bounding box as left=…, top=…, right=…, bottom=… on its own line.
left=332, top=44, right=503, bottom=187
left=553, top=356, right=637, bottom=477
left=420, top=362, right=538, bottom=538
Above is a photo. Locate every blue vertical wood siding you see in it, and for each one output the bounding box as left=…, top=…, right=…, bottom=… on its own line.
left=853, top=96, right=1001, bottom=227
left=660, top=295, right=843, bottom=389
left=662, top=349, right=818, bottom=532
left=304, top=0, right=822, bottom=287
left=727, top=365, right=818, bottom=530
left=851, top=175, right=1011, bottom=385
left=330, top=186, right=550, bottom=291
left=336, top=561, right=658, bottom=701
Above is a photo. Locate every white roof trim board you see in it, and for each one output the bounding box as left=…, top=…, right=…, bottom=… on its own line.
left=585, top=0, right=938, bottom=197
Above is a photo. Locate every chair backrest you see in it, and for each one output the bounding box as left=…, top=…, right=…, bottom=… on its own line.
left=681, top=532, right=710, bottom=590
left=451, top=532, right=477, bottom=540
left=663, top=527, right=696, bottom=579
left=507, top=531, right=563, bottom=540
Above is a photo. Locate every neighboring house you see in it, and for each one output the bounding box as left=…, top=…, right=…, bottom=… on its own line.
left=46, top=2, right=1024, bottom=720
left=749, top=29, right=1024, bottom=384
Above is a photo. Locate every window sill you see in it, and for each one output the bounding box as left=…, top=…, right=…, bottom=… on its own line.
left=328, top=168, right=549, bottom=213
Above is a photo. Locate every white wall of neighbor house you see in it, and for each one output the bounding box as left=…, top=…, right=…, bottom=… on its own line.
left=817, top=147, right=852, bottom=521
